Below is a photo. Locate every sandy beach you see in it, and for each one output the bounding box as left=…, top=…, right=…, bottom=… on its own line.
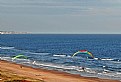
left=0, top=60, right=120, bottom=82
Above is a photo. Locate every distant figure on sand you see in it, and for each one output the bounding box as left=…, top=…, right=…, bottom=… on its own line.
left=20, top=65, right=23, bottom=68
left=78, top=66, right=86, bottom=72
left=32, top=61, right=36, bottom=64
left=82, top=67, right=85, bottom=71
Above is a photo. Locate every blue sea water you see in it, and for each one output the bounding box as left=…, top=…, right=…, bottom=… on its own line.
left=0, top=34, right=121, bottom=80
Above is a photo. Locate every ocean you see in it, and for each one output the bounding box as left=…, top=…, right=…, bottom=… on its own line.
left=0, top=34, right=121, bottom=80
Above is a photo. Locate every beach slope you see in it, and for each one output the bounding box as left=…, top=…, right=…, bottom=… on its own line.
left=0, top=60, right=120, bottom=82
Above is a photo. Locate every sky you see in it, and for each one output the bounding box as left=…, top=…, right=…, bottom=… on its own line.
left=0, top=0, right=121, bottom=34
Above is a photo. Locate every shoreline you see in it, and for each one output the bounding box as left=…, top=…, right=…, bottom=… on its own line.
left=0, top=60, right=120, bottom=82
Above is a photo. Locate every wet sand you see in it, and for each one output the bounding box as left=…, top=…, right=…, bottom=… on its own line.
left=0, top=60, right=120, bottom=82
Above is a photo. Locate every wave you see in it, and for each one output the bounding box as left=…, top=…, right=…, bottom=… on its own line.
left=53, top=54, right=67, bottom=57
left=94, top=58, right=121, bottom=64
left=30, top=52, right=50, bottom=55
left=32, top=61, right=74, bottom=70
left=94, top=57, right=114, bottom=61
left=97, top=72, right=121, bottom=80
left=0, top=57, right=13, bottom=61
left=101, top=58, right=114, bottom=61
left=30, top=61, right=99, bottom=74
left=0, top=46, right=14, bottom=49
left=17, top=59, right=121, bottom=80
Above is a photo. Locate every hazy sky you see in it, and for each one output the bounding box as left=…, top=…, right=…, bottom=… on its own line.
left=0, top=0, right=121, bottom=34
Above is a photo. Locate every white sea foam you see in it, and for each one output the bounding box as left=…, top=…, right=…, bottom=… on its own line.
left=53, top=54, right=66, bottom=57
left=0, top=46, right=14, bottom=49
left=67, top=55, right=71, bottom=57
left=94, top=58, right=99, bottom=60
left=116, top=72, right=121, bottom=74
left=101, top=58, right=114, bottom=61
left=0, top=57, right=12, bottom=61
left=94, top=57, right=114, bottom=61
left=31, top=61, right=80, bottom=71
left=31, top=52, right=50, bottom=55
